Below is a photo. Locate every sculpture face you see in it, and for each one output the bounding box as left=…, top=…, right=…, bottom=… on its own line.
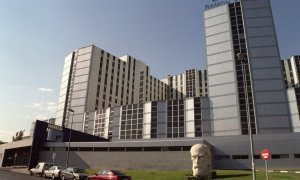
left=190, top=144, right=212, bottom=177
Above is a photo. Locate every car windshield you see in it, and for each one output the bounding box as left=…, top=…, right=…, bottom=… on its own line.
left=73, top=168, right=87, bottom=173
left=57, top=166, right=63, bottom=170
left=97, top=170, right=105, bottom=175
left=111, top=170, right=126, bottom=176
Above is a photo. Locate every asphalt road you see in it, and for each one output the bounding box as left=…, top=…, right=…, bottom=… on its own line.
left=0, top=170, right=42, bottom=180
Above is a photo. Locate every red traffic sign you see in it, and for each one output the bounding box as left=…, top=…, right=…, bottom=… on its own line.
left=261, top=149, right=270, bottom=160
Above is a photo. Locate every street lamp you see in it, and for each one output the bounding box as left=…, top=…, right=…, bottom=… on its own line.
left=237, top=53, right=256, bottom=180
left=66, top=108, right=75, bottom=167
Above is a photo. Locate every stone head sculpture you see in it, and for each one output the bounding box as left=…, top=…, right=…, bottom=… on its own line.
left=190, top=144, right=212, bottom=177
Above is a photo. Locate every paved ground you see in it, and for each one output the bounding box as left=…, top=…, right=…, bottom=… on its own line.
left=0, top=169, right=41, bottom=180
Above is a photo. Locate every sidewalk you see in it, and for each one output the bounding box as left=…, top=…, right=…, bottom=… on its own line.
left=0, top=166, right=29, bottom=174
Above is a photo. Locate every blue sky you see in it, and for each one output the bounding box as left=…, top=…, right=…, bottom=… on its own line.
left=0, top=0, right=299, bottom=142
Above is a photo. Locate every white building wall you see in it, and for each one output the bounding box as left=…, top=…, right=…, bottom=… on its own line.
left=185, top=98, right=195, bottom=137
left=291, top=56, right=299, bottom=85
left=143, top=102, right=151, bottom=139
left=204, top=4, right=241, bottom=136
left=287, top=88, right=300, bottom=132
left=55, top=52, right=74, bottom=127
left=68, top=46, right=92, bottom=130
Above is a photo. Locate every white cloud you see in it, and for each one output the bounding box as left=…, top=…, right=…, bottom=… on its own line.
left=38, top=88, right=54, bottom=92
left=0, top=130, right=15, bottom=135
left=34, top=114, right=48, bottom=120
left=46, top=102, right=57, bottom=113
left=33, top=103, right=41, bottom=107
left=26, top=101, right=57, bottom=120
left=46, top=102, right=56, bottom=106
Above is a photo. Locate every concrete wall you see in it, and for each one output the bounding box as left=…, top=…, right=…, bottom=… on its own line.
left=40, top=151, right=191, bottom=170
left=40, top=133, right=300, bottom=170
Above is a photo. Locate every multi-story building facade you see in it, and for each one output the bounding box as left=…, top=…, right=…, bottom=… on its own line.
left=161, top=69, right=208, bottom=100
left=55, top=45, right=207, bottom=132
left=83, top=97, right=210, bottom=140
left=55, top=45, right=168, bottom=131
left=4, top=0, right=300, bottom=171
left=204, top=0, right=291, bottom=136
left=56, top=0, right=297, bottom=137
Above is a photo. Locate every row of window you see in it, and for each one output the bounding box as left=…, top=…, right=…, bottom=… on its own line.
left=194, top=97, right=202, bottom=137
left=215, top=154, right=297, bottom=160
left=43, top=146, right=191, bottom=152
left=230, top=2, right=256, bottom=135
left=42, top=146, right=300, bottom=160
left=186, top=70, right=197, bottom=98
left=93, top=97, right=205, bottom=139
left=167, top=100, right=185, bottom=138
left=120, top=104, right=144, bottom=139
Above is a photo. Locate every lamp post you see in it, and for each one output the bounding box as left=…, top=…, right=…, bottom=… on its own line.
left=13, top=153, right=17, bottom=166
left=66, top=108, right=75, bottom=167
left=237, top=53, right=256, bottom=180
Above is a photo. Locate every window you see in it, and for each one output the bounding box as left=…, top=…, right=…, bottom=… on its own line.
left=79, top=147, right=93, bottom=151
left=144, top=147, right=161, bottom=151
left=271, top=154, right=289, bottom=159
left=109, top=147, right=125, bottom=152
left=232, top=155, right=248, bottom=159
left=126, top=147, right=143, bottom=151
left=214, top=155, right=231, bottom=160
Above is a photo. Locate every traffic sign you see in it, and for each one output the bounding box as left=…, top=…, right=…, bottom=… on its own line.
left=261, top=149, right=270, bottom=160
left=261, top=149, right=270, bottom=180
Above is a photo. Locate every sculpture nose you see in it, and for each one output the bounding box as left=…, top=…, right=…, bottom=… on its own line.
left=195, top=157, right=199, bottom=163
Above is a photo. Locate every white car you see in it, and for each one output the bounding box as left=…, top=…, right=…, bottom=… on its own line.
left=29, top=162, right=53, bottom=177
left=42, top=165, right=63, bottom=179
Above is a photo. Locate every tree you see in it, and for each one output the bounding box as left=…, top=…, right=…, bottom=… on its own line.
left=12, top=130, right=25, bottom=142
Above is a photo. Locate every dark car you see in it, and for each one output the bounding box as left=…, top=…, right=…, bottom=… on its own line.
left=87, top=170, right=131, bottom=180
left=61, top=167, right=89, bottom=180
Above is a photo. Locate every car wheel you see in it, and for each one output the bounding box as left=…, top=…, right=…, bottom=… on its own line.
left=61, top=175, right=65, bottom=180
left=73, top=177, right=76, bottom=180
left=30, top=171, right=33, bottom=176
left=42, top=172, right=46, bottom=178
left=52, top=174, right=55, bottom=180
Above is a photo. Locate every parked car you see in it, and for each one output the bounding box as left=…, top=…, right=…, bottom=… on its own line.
left=42, top=165, right=63, bottom=179
left=29, top=162, right=53, bottom=177
left=87, top=170, right=131, bottom=180
left=61, top=167, right=89, bottom=180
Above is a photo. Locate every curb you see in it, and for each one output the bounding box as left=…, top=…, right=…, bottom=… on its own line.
left=257, top=169, right=300, bottom=174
